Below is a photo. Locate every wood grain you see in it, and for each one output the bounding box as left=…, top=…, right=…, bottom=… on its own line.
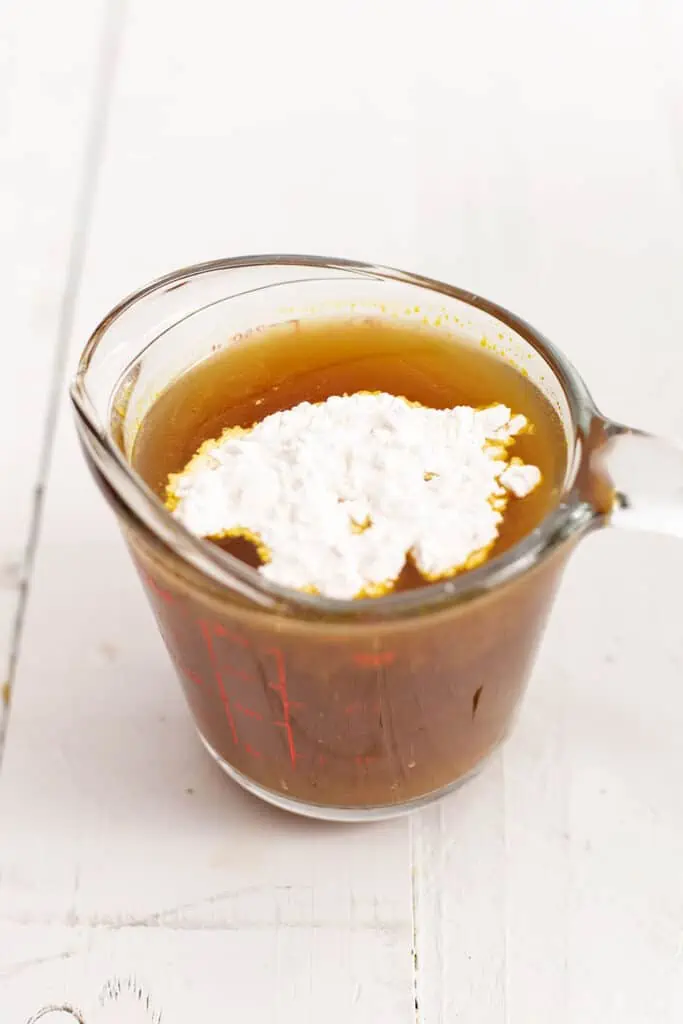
left=0, top=0, right=120, bottom=746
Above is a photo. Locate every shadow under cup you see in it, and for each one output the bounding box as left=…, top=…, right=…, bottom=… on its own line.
left=73, top=257, right=589, bottom=820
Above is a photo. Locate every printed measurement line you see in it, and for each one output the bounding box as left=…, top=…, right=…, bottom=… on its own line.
left=216, top=661, right=254, bottom=683
left=234, top=702, right=262, bottom=720
left=139, top=570, right=203, bottom=687
left=355, top=754, right=381, bottom=767
left=139, top=573, right=401, bottom=780
left=353, top=651, right=396, bottom=667
left=199, top=620, right=239, bottom=746
left=268, top=646, right=298, bottom=767
left=143, top=572, right=175, bottom=605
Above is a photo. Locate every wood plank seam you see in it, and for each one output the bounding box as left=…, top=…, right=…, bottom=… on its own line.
left=0, top=0, right=128, bottom=767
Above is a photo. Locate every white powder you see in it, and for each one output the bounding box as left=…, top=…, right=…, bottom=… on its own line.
left=499, top=460, right=543, bottom=498
left=167, top=392, right=542, bottom=600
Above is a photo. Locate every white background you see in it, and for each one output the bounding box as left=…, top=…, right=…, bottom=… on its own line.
left=1, top=0, right=682, bottom=1020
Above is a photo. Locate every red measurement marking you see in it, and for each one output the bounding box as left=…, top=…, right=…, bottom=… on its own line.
left=196, top=620, right=256, bottom=684
left=141, top=569, right=175, bottom=606
left=235, top=702, right=262, bottom=720
left=199, top=620, right=239, bottom=746
left=268, top=647, right=297, bottom=767
left=244, top=743, right=261, bottom=758
left=219, top=663, right=255, bottom=683
left=210, top=621, right=250, bottom=647
left=138, top=571, right=203, bottom=687
left=178, top=660, right=202, bottom=687
left=352, top=651, right=395, bottom=668
left=355, top=754, right=381, bottom=767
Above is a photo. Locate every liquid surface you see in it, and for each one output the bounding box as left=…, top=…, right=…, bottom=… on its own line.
left=133, top=317, right=566, bottom=592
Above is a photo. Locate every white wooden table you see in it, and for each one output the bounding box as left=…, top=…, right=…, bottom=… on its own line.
left=1, top=1, right=682, bottom=1020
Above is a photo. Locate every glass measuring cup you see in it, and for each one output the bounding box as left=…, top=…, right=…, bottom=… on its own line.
left=70, top=256, right=682, bottom=821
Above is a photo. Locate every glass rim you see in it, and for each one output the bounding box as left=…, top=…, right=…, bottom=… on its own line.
left=70, top=253, right=602, bottom=622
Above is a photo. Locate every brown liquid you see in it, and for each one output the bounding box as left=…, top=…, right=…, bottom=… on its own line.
left=133, top=318, right=565, bottom=588
left=123, top=318, right=569, bottom=810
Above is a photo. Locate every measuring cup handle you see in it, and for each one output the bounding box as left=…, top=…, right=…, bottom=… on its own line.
left=592, top=419, right=683, bottom=538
